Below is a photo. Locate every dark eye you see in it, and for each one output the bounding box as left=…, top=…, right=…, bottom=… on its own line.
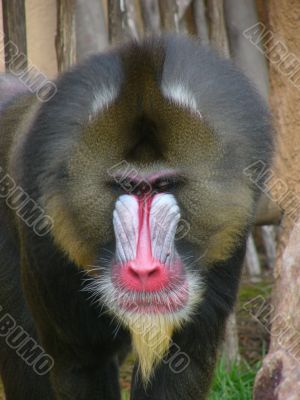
left=156, top=180, right=171, bottom=190
left=155, top=177, right=182, bottom=192
left=107, top=179, right=131, bottom=194
left=107, top=178, right=140, bottom=195
left=107, top=180, right=121, bottom=193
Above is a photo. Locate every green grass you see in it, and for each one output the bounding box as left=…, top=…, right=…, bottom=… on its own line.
left=208, top=359, right=260, bottom=400
left=120, top=359, right=260, bottom=400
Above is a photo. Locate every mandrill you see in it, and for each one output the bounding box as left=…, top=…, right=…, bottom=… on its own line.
left=0, top=35, right=272, bottom=399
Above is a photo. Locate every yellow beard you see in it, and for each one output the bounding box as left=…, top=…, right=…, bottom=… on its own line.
left=128, top=314, right=180, bottom=383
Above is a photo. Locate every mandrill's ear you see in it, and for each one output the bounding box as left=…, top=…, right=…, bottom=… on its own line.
left=0, top=75, right=29, bottom=112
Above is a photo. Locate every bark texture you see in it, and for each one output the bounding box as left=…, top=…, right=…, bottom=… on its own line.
left=254, top=1, right=300, bottom=398
left=55, top=0, right=76, bottom=72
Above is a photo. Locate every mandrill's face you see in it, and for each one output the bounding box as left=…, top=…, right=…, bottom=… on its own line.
left=41, top=74, right=257, bottom=381
left=35, top=38, right=269, bottom=382
left=44, top=110, right=254, bottom=381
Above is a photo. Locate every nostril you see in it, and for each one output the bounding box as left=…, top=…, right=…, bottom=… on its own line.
left=120, top=261, right=169, bottom=291
left=128, top=267, right=140, bottom=280
left=148, top=267, right=160, bottom=278
left=128, top=264, right=161, bottom=280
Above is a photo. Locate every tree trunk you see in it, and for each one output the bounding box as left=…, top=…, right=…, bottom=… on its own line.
left=254, top=218, right=300, bottom=399
left=254, top=1, right=300, bottom=398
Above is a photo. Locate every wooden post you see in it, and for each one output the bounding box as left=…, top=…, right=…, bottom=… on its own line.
left=207, top=0, right=230, bottom=57
left=261, top=226, right=276, bottom=269
left=177, top=0, right=193, bottom=20
left=2, top=0, right=27, bottom=73
left=140, top=0, right=161, bottom=36
left=224, top=0, right=269, bottom=100
left=108, top=0, right=123, bottom=43
left=56, top=0, right=76, bottom=72
left=245, top=234, right=262, bottom=279
left=159, top=0, right=179, bottom=32
left=0, top=0, right=4, bottom=72
left=193, top=0, right=209, bottom=45
left=108, top=0, right=139, bottom=45
left=76, top=0, right=108, bottom=61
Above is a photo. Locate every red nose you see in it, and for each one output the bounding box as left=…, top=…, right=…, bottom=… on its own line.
left=119, top=260, right=169, bottom=291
